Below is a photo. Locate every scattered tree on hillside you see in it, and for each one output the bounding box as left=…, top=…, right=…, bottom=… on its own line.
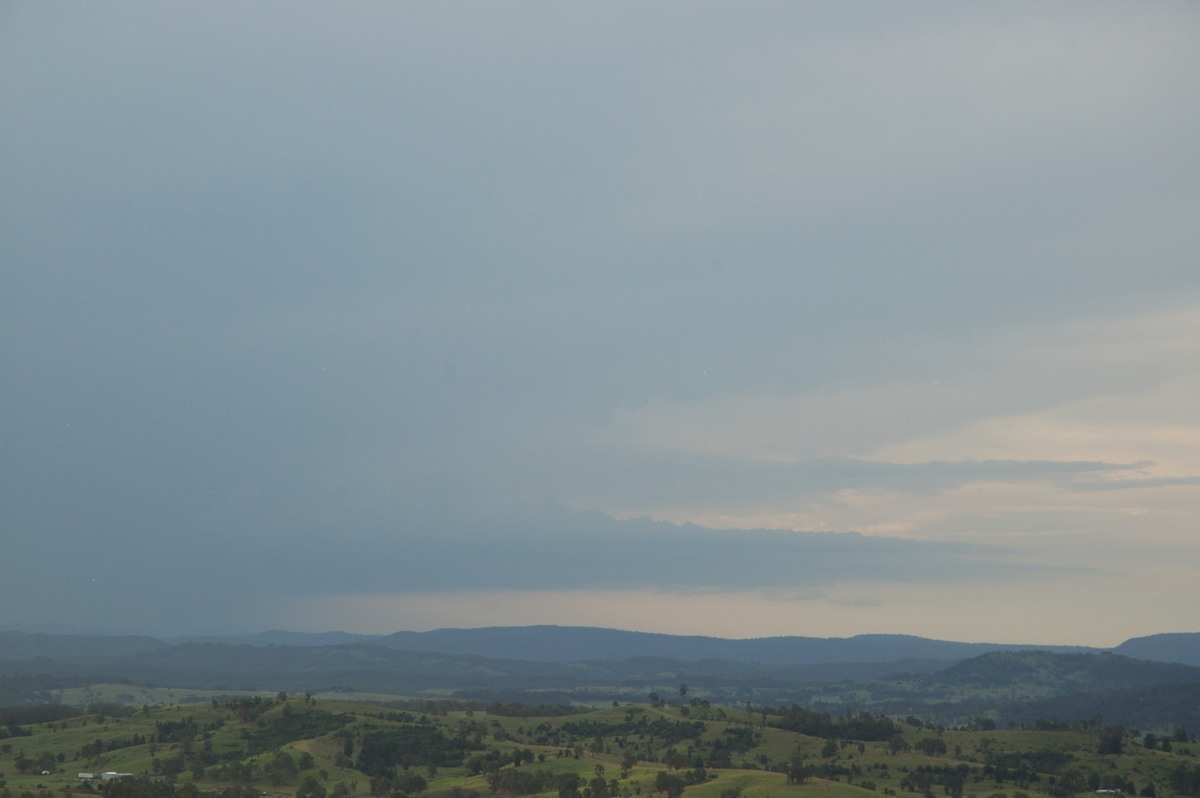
left=916, top=737, right=948, bottom=756
left=1098, top=726, right=1126, bottom=755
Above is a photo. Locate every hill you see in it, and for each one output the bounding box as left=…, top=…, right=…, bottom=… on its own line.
left=924, top=650, right=1200, bottom=695
left=375, top=626, right=1095, bottom=664
left=5, top=629, right=1200, bottom=731
left=3, top=693, right=1200, bottom=798
left=796, top=650, right=1200, bottom=732
left=1114, top=633, right=1200, bottom=667
left=2, top=626, right=1100, bottom=667
left=0, top=631, right=167, bottom=659
left=997, top=681, right=1200, bottom=733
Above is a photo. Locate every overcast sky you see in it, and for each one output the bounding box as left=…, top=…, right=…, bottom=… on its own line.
left=3, top=2, right=1199, bottom=646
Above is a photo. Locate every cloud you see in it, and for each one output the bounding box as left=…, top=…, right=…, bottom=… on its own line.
left=2, top=2, right=1198, bottom=643
left=0, top=497, right=1071, bottom=636
left=529, top=450, right=1142, bottom=520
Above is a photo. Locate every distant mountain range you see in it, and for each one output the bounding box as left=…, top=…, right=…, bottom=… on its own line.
left=1113, top=632, right=1200, bottom=666
left=370, top=627, right=1098, bottom=664
left=3, top=626, right=1200, bottom=729
left=192, top=626, right=1200, bottom=666
left=3, top=625, right=1200, bottom=668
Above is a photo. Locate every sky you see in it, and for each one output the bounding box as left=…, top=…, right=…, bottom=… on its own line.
left=2, top=2, right=1199, bottom=647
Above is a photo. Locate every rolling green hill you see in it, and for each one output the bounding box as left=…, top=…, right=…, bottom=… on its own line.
left=2, top=695, right=1199, bottom=798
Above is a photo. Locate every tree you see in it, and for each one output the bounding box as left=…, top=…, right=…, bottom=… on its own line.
left=787, top=756, right=813, bottom=785
left=157, top=755, right=186, bottom=779
left=943, top=770, right=966, bottom=798
left=556, top=773, right=581, bottom=798
left=395, top=773, right=427, bottom=794
left=665, top=750, right=690, bottom=771
left=1049, top=769, right=1089, bottom=798
left=1098, top=726, right=1125, bottom=756
left=916, top=737, right=948, bottom=756
left=296, top=777, right=327, bottom=798
left=655, top=772, right=685, bottom=798
left=268, top=752, right=300, bottom=786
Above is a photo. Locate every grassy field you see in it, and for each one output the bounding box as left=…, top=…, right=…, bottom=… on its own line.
left=50, top=686, right=423, bottom=708
left=52, top=686, right=280, bottom=708
left=1, top=692, right=1197, bottom=798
